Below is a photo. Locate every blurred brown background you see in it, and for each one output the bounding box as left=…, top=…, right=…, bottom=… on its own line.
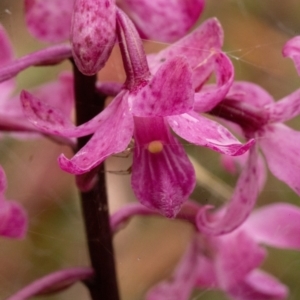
left=0, top=1, right=300, bottom=299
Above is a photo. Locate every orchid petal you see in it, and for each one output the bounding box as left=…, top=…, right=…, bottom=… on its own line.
left=226, top=81, right=274, bottom=107
left=120, top=0, right=205, bottom=43
left=283, top=36, right=300, bottom=76
left=194, top=255, right=218, bottom=289
left=6, top=267, right=93, bottom=300
left=215, top=231, right=266, bottom=290
left=266, top=88, right=300, bottom=123
left=21, top=90, right=126, bottom=138
left=132, top=56, right=193, bottom=117
left=194, top=52, right=234, bottom=112
left=131, top=117, right=195, bottom=218
left=0, top=24, right=15, bottom=100
left=0, top=201, right=27, bottom=239
left=196, top=147, right=260, bottom=235
left=0, top=166, right=7, bottom=193
left=25, top=0, right=74, bottom=43
left=58, top=100, right=133, bottom=174
left=0, top=24, right=13, bottom=66
left=259, top=124, right=300, bottom=195
left=111, top=203, right=158, bottom=232
left=244, top=203, right=300, bottom=250
left=148, top=18, right=224, bottom=74
left=220, top=152, right=267, bottom=192
left=71, top=0, right=116, bottom=75
left=146, top=238, right=200, bottom=300
left=34, top=72, right=74, bottom=116
left=0, top=45, right=72, bottom=83
left=228, top=269, right=288, bottom=300
left=168, top=112, right=255, bottom=156
left=96, top=81, right=123, bottom=97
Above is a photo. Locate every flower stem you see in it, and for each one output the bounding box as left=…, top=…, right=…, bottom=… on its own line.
left=72, top=61, right=120, bottom=300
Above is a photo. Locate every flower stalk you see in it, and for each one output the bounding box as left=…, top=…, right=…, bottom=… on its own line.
left=73, top=61, right=120, bottom=300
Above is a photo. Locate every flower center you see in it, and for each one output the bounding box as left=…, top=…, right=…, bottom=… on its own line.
left=147, top=141, right=164, bottom=153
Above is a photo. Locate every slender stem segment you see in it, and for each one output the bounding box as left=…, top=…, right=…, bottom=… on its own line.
left=73, top=61, right=120, bottom=300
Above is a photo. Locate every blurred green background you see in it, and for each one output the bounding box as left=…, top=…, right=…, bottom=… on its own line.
left=0, top=1, right=300, bottom=299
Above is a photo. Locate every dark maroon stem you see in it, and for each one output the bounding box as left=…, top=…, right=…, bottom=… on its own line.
left=72, top=61, right=120, bottom=300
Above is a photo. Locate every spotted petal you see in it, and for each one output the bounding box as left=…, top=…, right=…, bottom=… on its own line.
left=226, top=81, right=274, bottom=108
left=194, top=52, right=234, bottom=112
left=71, top=0, right=116, bottom=75
left=168, top=112, right=255, bottom=156
left=266, top=88, right=300, bottom=123
left=243, top=203, right=300, bottom=250
left=132, top=56, right=193, bottom=117
left=283, top=36, right=300, bottom=76
left=59, top=96, right=133, bottom=174
left=21, top=89, right=127, bottom=138
left=228, top=269, right=288, bottom=300
left=148, top=18, right=223, bottom=75
left=259, top=124, right=300, bottom=195
left=196, top=147, right=260, bottom=235
left=215, top=231, right=266, bottom=290
left=131, top=117, right=195, bottom=218
left=25, top=0, right=74, bottom=43
left=120, top=0, right=205, bottom=43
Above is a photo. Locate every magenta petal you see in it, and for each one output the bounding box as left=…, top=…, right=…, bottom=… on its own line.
left=283, top=36, right=300, bottom=75
left=25, top=0, right=74, bottom=43
left=146, top=238, right=200, bottom=300
left=266, top=88, right=300, bottom=123
left=226, top=81, right=274, bottom=107
left=148, top=18, right=224, bottom=74
left=228, top=269, right=288, bottom=300
left=21, top=90, right=126, bottom=138
left=0, top=166, right=7, bottom=193
left=132, top=57, right=193, bottom=117
left=0, top=24, right=14, bottom=66
left=0, top=45, right=72, bottom=83
left=131, top=117, right=195, bottom=218
left=244, top=203, right=300, bottom=250
left=194, top=52, right=234, bottom=112
left=111, top=203, right=158, bottom=232
left=6, top=267, right=93, bottom=300
left=96, top=81, right=123, bottom=97
left=0, top=24, right=15, bottom=100
left=71, top=0, right=116, bottom=75
left=121, top=0, right=204, bottom=42
left=196, top=147, right=260, bottom=235
left=0, top=201, right=27, bottom=239
left=259, top=124, right=300, bottom=195
left=59, top=102, right=134, bottom=174
left=168, top=112, right=255, bottom=156
left=215, top=231, right=266, bottom=290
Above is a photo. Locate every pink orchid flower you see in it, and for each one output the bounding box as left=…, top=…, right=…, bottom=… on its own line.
left=20, top=15, right=253, bottom=217
left=0, top=24, right=74, bottom=142
left=146, top=202, right=300, bottom=300
left=207, top=81, right=300, bottom=196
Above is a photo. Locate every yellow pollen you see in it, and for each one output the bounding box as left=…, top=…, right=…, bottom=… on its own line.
left=147, top=141, right=164, bottom=153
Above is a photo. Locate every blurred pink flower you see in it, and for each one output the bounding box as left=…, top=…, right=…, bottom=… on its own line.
left=146, top=202, right=300, bottom=300
left=0, top=166, right=27, bottom=239
left=25, top=0, right=205, bottom=43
